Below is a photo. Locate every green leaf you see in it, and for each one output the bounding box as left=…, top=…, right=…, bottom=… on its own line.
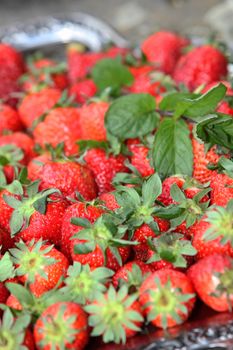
left=77, top=140, right=108, bottom=154
left=0, top=253, right=15, bottom=282
left=142, top=173, right=162, bottom=207
left=70, top=217, right=92, bottom=228
left=196, top=113, right=233, bottom=149
left=33, top=197, right=47, bottom=214
left=92, top=58, right=134, bottom=93
left=6, top=283, right=34, bottom=306
left=159, top=92, right=197, bottom=111
left=9, top=211, right=24, bottom=236
left=152, top=118, right=193, bottom=178
left=105, top=93, right=159, bottom=140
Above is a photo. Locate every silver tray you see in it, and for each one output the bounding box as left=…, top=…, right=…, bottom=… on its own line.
left=0, top=13, right=233, bottom=350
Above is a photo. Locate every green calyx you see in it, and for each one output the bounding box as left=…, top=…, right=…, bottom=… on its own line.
left=146, top=277, right=195, bottom=329
left=0, top=309, right=31, bottom=350
left=147, top=233, right=197, bottom=268
left=204, top=199, right=233, bottom=245
left=9, top=239, right=56, bottom=283
left=3, top=180, right=60, bottom=236
left=118, top=264, right=150, bottom=292
left=0, top=145, right=24, bottom=168
left=61, top=262, right=114, bottom=304
left=38, top=304, right=78, bottom=349
left=85, top=285, right=143, bottom=344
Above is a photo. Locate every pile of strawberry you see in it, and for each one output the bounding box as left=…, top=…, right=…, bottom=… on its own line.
left=0, top=30, right=233, bottom=349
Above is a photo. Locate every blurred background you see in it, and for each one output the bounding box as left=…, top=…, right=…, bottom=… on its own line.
left=0, top=0, right=233, bottom=44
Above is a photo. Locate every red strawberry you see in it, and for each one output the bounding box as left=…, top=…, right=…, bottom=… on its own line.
left=34, top=302, right=89, bottom=350
left=79, top=101, right=109, bottom=141
left=27, top=153, right=51, bottom=181
left=24, top=329, right=35, bottom=350
left=98, top=191, right=120, bottom=211
left=129, top=65, right=154, bottom=79
left=192, top=138, right=221, bottom=183
left=188, top=253, right=233, bottom=312
left=112, top=260, right=152, bottom=289
left=202, top=80, right=233, bottom=116
left=0, top=281, right=9, bottom=304
left=84, top=148, right=128, bottom=194
left=0, top=226, right=15, bottom=252
left=173, top=45, right=228, bottom=91
left=61, top=201, right=104, bottom=259
left=18, top=87, right=61, bottom=129
left=217, top=101, right=233, bottom=116
left=69, top=79, right=97, bottom=104
left=10, top=239, right=69, bottom=297
left=6, top=293, right=22, bottom=310
left=0, top=44, right=25, bottom=106
left=85, top=285, right=143, bottom=343
left=139, top=269, right=196, bottom=328
left=33, top=107, right=81, bottom=156
left=210, top=172, right=233, bottom=206
left=0, top=104, right=23, bottom=135
left=127, top=138, right=154, bottom=177
left=141, top=31, right=188, bottom=74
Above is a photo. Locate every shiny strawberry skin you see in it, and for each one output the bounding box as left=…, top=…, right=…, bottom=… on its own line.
left=112, top=260, right=152, bottom=288
left=33, top=107, right=81, bottom=156
left=39, top=161, right=97, bottom=200
left=61, top=202, right=104, bottom=259
left=210, top=172, right=233, bottom=206
left=84, top=148, right=128, bottom=194
left=0, top=104, right=23, bottom=135
left=127, top=138, right=154, bottom=177
left=79, top=101, right=109, bottom=141
left=173, top=45, right=228, bottom=91
left=19, top=88, right=61, bottom=129
left=188, top=253, right=233, bottom=311
left=141, top=31, right=188, bottom=74
left=69, top=79, right=97, bottom=104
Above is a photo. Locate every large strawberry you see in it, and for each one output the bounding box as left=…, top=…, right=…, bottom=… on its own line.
left=9, top=239, right=69, bottom=297
left=18, top=87, right=61, bottom=129
left=85, top=285, right=143, bottom=343
left=141, top=31, right=188, bottom=74
left=0, top=44, right=25, bottom=106
left=139, top=269, right=196, bottom=329
left=69, top=79, right=97, bottom=104
left=0, top=104, right=23, bottom=135
left=210, top=172, right=233, bottom=206
left=33, top=107, right=81, bottom=156
left=188, top=253, right=233, bottom=312
left=173, top=45, right=228, bottom=91
left=34, top=301, right=89, bottom=350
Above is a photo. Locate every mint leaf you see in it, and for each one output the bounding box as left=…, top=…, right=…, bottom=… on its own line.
left=92, top=58, right=134, bottom=94
left=105, top=93, right=159, bottom=140
left=152, top=118, right=193, bottom=177
left=196, top=113, right=233, bottom=149
left=159, top=92, right=197, bottom=111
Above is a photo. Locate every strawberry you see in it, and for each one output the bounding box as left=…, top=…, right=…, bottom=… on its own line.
left=69, top=79, right=97, bottom=104
left=0, top=226, right=15, bottom=252
left=27, top=153, right=51, bottom=181
left=112, top=260, right=152, bottom=289
left=202, top=81, right=233, bottom=116
left=61, top=201, right=104, bottom=259
left=9, top=239, right=69, bottom=297
left=4, top=181, right=68, bottom=245
left=33, top=107, right=81, bottom=156
left=0, top=281, right=9, bottom=304
left=98, top=191, right=120, bottom=211
left=129, top=65, right=154, bottom=79
left=0, top=104, right=23, bottom=135
left=191, top=201, right=233, bottom=259
left=84, top=148, right=128, bottom=194
left=192, top=137, right=221, bottom=184
left=188, top=253, right=233, bottom=311
left=139, top=268, right=196, bottom=328
left=38, top=159, right=97, bottom=200
left=0, top=44, right=25, bottom=106
left=0, top=309, right=34, bottom=349
left=85, top=285, right=143, bottom=343
left=173, top=45, right=228, bottom=91
left=18, top=87, right=61, bottom=129
left=210, top=172, right=233, bottom=206
left=61, top=262, right=114, bottom=304
left=127, top=138, right=154, bottom=177
left=217, top=101, right=233, bottom=116
left=70, top=214, right=131, bottom=271
left=6, top=293, right=22, bottom=310
left=34, top=301, right=89, bottom=350
left=141, top=31, right=188, bottom=74
left=79, top=101, right=109, bottom=141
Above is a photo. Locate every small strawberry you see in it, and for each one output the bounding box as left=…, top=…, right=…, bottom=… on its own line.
left=33, top=107, right=81, bottom=156
left=127, top=138, right=154, bottom=177
left=141, top=31, right=188, bottom=74
left=85, top=285, right=143, bottom=343
left=210, top=172, right=233, bottom=206
left=0, top=44, right=25, bottom=106
left=18, top=87, right=61, bottom=129
left=9, top=239, right=69, bottom=297
left=6, top=293, right=22, bottom=310
left=173, top=45, right=228, bottom=91
left=98, top=191, right=120, bottom=211
left=34, top=301, right=89, bottom=350
left=188, top=254, right=233, bottom=312
left=84, top=148, right=128, bottom=194
left=61, top=201, right=104, bottom=259
left=139, top=269, right=196, bottom=329
left=69, top=79, right=97, bottom=104
left=79, top=101, right=109, bottom=141
left=61, top=262, right=114, bottom=304
left=0, top=104, right=23, bottom=135
left=112, top=260, right=152, bottom=290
